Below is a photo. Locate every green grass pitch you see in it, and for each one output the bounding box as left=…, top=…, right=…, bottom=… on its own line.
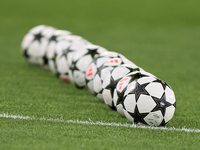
left=0, top=0, right=200, bottom=149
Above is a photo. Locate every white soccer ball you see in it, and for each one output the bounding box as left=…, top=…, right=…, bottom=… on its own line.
left=68, top=44, right=108, bottom=88
left=47, top=34, right=90, bottom=82
left=47, top=34, right=74, bottom=74
left=102, top=64, right=144, bottom=110
left=63, top=35, right=92, bottom=69
left=123, top=76, right=176, bottom=126
left=54, top=43, right=71, bottom=83
left=21, top=25, right=56, bottom=65
left=113, top=71, right=155, bottom=117
left=44, top=29, right=71, bottom=68
left=86, top=51, right=127, bottom=94
left=92, top=56, right=134, bottom=102
left=56, top=37, right=90, bottom=83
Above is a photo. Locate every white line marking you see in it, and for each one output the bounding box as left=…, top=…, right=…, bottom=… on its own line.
left=0, top=113, right=200, bottom=133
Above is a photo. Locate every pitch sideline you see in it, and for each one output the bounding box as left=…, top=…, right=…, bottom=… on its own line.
left=0, top=113, right=200, bottom=133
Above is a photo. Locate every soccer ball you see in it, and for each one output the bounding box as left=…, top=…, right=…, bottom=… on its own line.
left=102, top=64, right=144, bottom=110
left=86, top=51, right=133, bottom=94
left=93, top=56, right=134, bottom=102
left=123, top=76, right=176, bottom=126
left=63, top=35, right=92, bottom=69
left=55, top=36, right=90, bottom=83
left=44, top=29, right=71, bottom=68
left=21, top=25, right=56, bottom=65
left=47, top=36, right=72, bottom=74
left=47, top=34, right=90, bottom=82
left=113, top=71, right=155, bottom=117
left=68, top=44, right=108, bottom=88
left=46, top=34, right=80, bottom=74
left=116, top=74, right=176, bottom=126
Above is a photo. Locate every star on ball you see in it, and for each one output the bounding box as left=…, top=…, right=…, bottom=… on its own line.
left=48, top=35, right=58, bottom=42
left=70, top=60, right=79, bottom=74
left=105, top=78, right=120, bottom=97
left=129, top=82, right=149, bottom=102
left=129, top=106, right=148, bottom=124
left=23, top=49, right=29, bottom=58
left=33, top=32, right=43, bottom=43
left=85, top=48, right=99, bottom=58
left=151, top=93, right=172, bottom=116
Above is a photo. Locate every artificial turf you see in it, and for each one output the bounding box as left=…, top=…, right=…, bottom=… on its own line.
left=0, top=0, right=200, bottom=149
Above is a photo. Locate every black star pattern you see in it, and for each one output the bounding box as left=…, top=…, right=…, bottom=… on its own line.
left=173, top=102, right=176, bottom=108
left=96, top=64, right=105, bottom=77
left=56, top=48, right=68, bottom=63
left=61, top=49, right=68, bottom=57
left=104, top=77, right=121, bottom=111
left=108, top=102, right=116, bottom=111
left=70, top=60, right=79, bottom=74
left=33, top=32, right=43, bottom=43
left=127, top=67, right=140, bottom=72
left=129, top=72, right=148, bottom=82
left=85, top=48, right=99, bottom=58
left=23, top=49, right=29, bottom=58
left=48, top=35, right=57, bottom=42
left=64, top=47, right=75, bottom=58
left=64, top=72, right=69, bottom=76
left=42, top=56, right=48, bottom=65
left=128, top=82, right=150, bottom=102
left=56, top=51, right=69, bottom=78
left=128, top=106, right=148, bottom=124
left=151, top=93, right=172, bottom=116
left=69, top=59, right=85, bottom=89
left=92, top=56, right=100, bottom=63
left=116, top=90, right=126, bottom=106
left=105, top=77, right=121, bottom=98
